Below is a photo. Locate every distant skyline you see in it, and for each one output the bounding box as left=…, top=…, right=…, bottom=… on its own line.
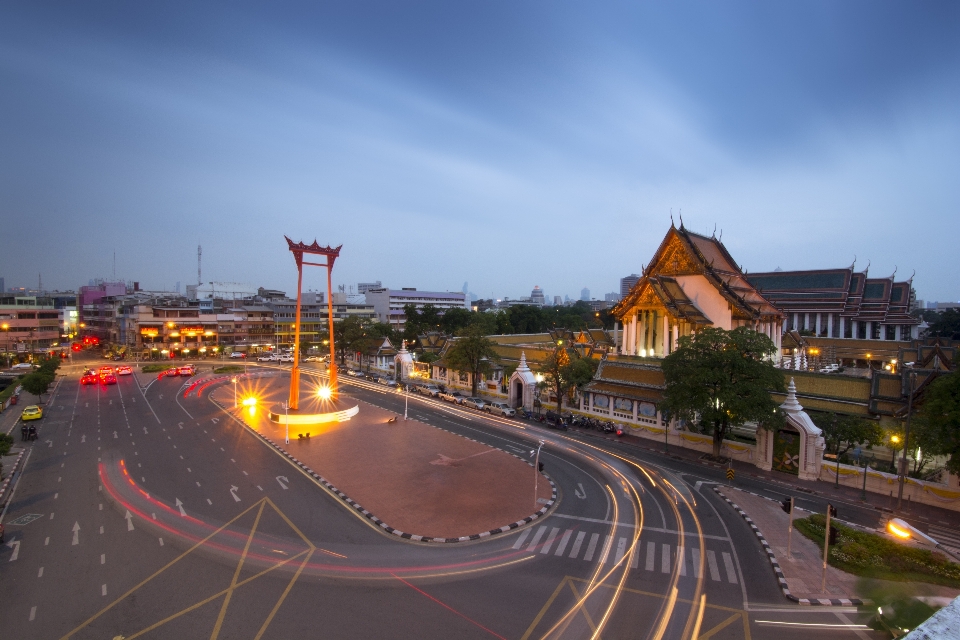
left=2, top=2, right=959, bottom=302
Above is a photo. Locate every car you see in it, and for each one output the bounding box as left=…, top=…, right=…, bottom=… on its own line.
left=485, top=402, right=516, bottom=417
left=256, top=354, right=275, bottom=362
left=439, top=390, right=466, bottom=404
left=364, top=372, right=380, bottom=382
left=462, top=397, right=486, bottom=410
left=418, top=384, right=441, bottom=398
left=378, top=377, right=399, bottom=388
left=81, top=373, right=99, bottom=385
left=229, top=352, right=245, bottom=359
left=98, top=366, right=114, bottom=376
left=819, top=364, right=840, bottom=373
left=278, top=355, right=294, bottom=363
left=101, top=374, right=117, bottom=385
left=21, top=405, right=43, bottom=421
left=303, top=355, right=321, bottom=362
left=116, top=365, right=132, bottom=376
left=11, top=362, right=35, bottom=370
left=344, top=369, right=361, bottom=377
left=177, top=365, right=196, bottom=376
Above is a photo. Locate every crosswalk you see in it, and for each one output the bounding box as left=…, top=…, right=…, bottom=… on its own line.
left=511, top=525, right=739, bottom=583
left=929, top=524, right=960, bottom=551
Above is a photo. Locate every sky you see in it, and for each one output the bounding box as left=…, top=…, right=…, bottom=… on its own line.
left=2, top=2, right=959, bottom=303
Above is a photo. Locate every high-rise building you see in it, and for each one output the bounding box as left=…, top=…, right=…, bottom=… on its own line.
left=604, top=292, right=621, bottom=303
left=620, top=274, right=640, bottom=297
left=0, top=276, right=4, bottom=293
left=553, top=296, right=562, bottom=306
left=580, top=287, right=590, bottom=301
left=365, top=288, right=467, bottom=330
left=531, top=286, right=545, bottom=306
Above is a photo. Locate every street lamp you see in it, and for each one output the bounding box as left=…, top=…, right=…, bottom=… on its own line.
left=232, top=377, right=238, bottom=408
left=282, top=401, right=289, bottom=444
left=531, top=440, right=545, bottom=511
left=887, top=518, right=960, bottom=562
left=897, top=372, right=917, bottom=511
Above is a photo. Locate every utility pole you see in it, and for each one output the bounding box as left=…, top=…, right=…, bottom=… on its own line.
left=821, top=504, right=836, bottom=593
left=897, top=372, right=917, bottom=511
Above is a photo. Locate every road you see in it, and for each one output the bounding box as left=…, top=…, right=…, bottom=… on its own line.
left=0, top=358, right=884, bottom=639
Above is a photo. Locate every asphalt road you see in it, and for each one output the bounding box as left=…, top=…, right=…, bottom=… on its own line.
left=0, top=358, right=885, bottom=639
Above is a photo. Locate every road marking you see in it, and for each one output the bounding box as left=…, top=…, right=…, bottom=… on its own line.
left=7, top=540, right=20, bottom=561
left=54, top=493, right=58, bottom=500
left=46, top=440, right=53, bottom=448
left=541, top=527, right=560, bottom=554
left=512, top=528, right=532, bottom=550
left=196, top=481, right=201, bottom=487
left=175, top=498, right=186, bottom=516
left=677, top=545, right=686, bottom=576
left=113, top=431, right=117, bottom=439
left=256, top=485, right=263, bottom=491
left=72, top=522, right=80, bottom=545
left=125, top=510, right=134, bottom=531
left=229, top=486, right=241, bottom=502
left=159, top=538, right=164, bottom=546
left=569, top=531, right=586, bottom=558
left=661, top=543, right=670, bottom=573
left=142, top=477, right=146, bottom=483
left=81, top=435, right=86, bottom=443
left=554, top=530, right=572, bottom=556
left=151, top=513, right=156, bottom=520
left=178, top=422, right=183, bottom=429
left=211, top=418, right=219, bottom=424
left=691, top=548, right=702, bottom=579
left=58, top=477, right=61, bottom=483
left=206, top=499, right=212, bottom=505
left=583, top=533, right=600, bottom=561
left=526, top=526, right=547, bottom=551
left=574, top=483, right=586, bottom=499
left=29, top=606, right=36, bottom=621
left=722, top=552, right=738, bottom=584
left=549, top=514, right=731, bottom=541
left=615, top=537, right=627, bottom=564
left=50, top=513, right=54, bottom=520
left=38, top=567, right=43, bottom=577
left=598, top=535, right=614, bottom=565
left=101, top=584, right=107, bottom=596
left=242, top=471, right=248, bottom=476
left=101, top=554, right=105, bottom=565
left=276, top=476, right=289, bottom=490
left=99, top=504, right=102, bottom=510
left=44, top=537, right=49, bottom=546
left=99, top=526, right=103, bottom=534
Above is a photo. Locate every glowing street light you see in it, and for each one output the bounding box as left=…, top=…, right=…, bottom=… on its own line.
left=232, top=377, right=238, bottom=408
left=317, top=386, right=332, bottom=401
left=886, top=517, right=960, bottom=561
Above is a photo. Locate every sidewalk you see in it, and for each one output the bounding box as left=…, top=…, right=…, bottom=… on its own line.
left=717, top=486, right=960, bottom=604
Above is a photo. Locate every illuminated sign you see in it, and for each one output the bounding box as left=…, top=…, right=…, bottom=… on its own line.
left=140, top=328, right=160, bottom=337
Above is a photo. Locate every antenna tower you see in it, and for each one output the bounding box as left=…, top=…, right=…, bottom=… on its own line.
left=198, top=245, right=202, bottom=286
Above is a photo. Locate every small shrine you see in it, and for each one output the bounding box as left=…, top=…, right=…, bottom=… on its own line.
left=755, top=377, right=825, bottom=481
left=508, top=352, right=537, bottom=411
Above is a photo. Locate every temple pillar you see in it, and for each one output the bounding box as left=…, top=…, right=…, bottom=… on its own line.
left=839, top=317, right=845, bottom=339
left=815, top=313, right=821, bottom=336
left=661, top=315, right=669, bottom=357
left=672, top=323, right=679, bottom=351
left=639, top=312, right=646, bottom=356
left=894, top=325, right=900, bottom=341
left=827, top=314, right=833, bottom=338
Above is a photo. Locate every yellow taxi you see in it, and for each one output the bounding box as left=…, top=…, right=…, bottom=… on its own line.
left=21, top=405, right=43, bottom=421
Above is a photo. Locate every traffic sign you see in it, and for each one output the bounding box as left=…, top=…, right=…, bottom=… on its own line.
left=726, top=468, right=735, bottom=481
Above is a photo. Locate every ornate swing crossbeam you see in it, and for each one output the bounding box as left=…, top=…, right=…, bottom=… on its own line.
left=285, top=236, right=342, bottom=410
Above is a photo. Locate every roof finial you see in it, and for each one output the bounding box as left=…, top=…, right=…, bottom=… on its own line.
left=891, top=265, right=897, bottom=279
left=850, top=255, right=856, bottom=270
left=712, top=223, right=716, bottom=237
left=780, top=377, right=803, bottom=413
left=670, top=208, right=675, bottom=227
left=864, top=259, right=870, bottom=276
left=678, top=209, right=684, bottom=229
left=909, top=269, right=915, bottom=283
left=718, top=228, right=722, bottom=242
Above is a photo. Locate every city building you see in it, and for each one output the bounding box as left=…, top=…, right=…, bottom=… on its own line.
left=614, top=224, right=783, bottom=357
left=530, top=286, right=545, bottom=306
left=330, top=291, right=377, bottom=322
left=357, top=282, right=382, bottom=294
left=746, top=267, right=920, bottom=342
left=79, top=281, right=127, bottom=327
left=604, top=292, right=621, bottom=303
left=580, top=287, right=590, bottom=301
left=620, top=274, right=640, bottom=297
left=553, top=296, right=562, bottom=306
left=0, top=294, right=65, bottom=356
left=365, top=288, right=467, bottom=330
left=268, top=293, right=324, bottom=350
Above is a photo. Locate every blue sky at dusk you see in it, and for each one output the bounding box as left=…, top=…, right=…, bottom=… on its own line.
left=2, top=2, right=958, bottom=302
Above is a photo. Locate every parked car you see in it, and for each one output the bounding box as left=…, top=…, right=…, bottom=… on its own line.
left=485, top=402, right=516, bottom=417
left=819, top=364, right=840, bottom=373
left=439, top=390, right=466, bottom=404
left=378, top=377, right=399, bottom=388
left=257, top=354, right=276, bottom=362
left=21, top=405, right=43, bottom=421
left=116, top=365, right=132, bottom=376
left=278, top=355, right=294, bottom=363
left=344, top=369, right=361, bottom=377
left=229, top=352, right=245, bottom=359
left=462, top=397, right=486, bottom=410
left=364, top=372, right=381, bottom=382
left=420, top=384, right=441, bottom=398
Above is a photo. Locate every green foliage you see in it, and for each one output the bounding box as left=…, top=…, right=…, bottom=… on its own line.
left=213, top=365, right=245, bottom=374
left=0, top=433, right=13, bottom=457
left=809, top=412, right=884, bottom=460
left=915, top=369, right=960, bottom=473
left=661, top=327, right=784, bottom=456
left=539, top=348, right=598, bottom=413
left=0, top=376, right=24, bottom=404
left=795, top=514, right=960, bottom=587
left=444, top=325, right=501, bottom=397
left=37, top=356, right=60, bottom=375
left=142, top=364, right=176, bottom=373
left=20, top=370, right=55, bottom=401
left=923, top=308, right=960, bottom=339
left=416, top=352, right=440, bottom=364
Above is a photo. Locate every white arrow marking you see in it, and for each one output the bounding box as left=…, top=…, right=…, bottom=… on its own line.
left=72, top=522, right=80, bottom=545
left=81, top=435, right=86, bottom=443
left=125, top=510, right=134, bottom=531
left=159, top=394, right=163, bottom=399
left=694, top=481, right=703, bottom=492
left=574, top=483, right=586, bottom=500
left=46, top=440, right=53, bottom=448
left=211, top=418, right=219, bottom=424
left=229, top=486, right=240, bottom=502
left=143, top=427, right=148, bottom=434
left=7, top=540, right=20, bottom=561
left=178, top=422, right=183, bottom=429
left=175, top=498, right=186, bottom=516
left=113, top=431, right=118, bottom=439
left=276, top=476, right=289, bottom=490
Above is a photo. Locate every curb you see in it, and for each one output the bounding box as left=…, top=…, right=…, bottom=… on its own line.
left=0, top=449, right=27, bottom=504
left=210, top=395, right=558, bottom=543
left=714, top=486, right=864, bottom=606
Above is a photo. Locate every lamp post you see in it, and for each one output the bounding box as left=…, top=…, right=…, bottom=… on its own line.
left=232, top=377, right=238, bottom=408
left=897, top=372, right=917, bottom=511
left=861, top=452, right=873, bottom=502
left=283, top=401, right=289, bottom=444
left=532, top=440, right=545, bottom=511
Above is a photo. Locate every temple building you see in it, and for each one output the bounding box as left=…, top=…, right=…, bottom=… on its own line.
left=746, top=265, right=919, bottom=342
left=612, top=224, right=783, bottom=357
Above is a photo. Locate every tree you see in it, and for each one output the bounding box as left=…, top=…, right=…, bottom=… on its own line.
left=810, top=411, right=884, bottom=463
left=923, top=308, right=960, bottom=339
left=21, top=370, right=55, bottom=402
left=539, top=348, right=598, bottom=413
left=661, top=326, right=785, bottom=457
left=443, top=325, right=501, bottom=397
left=914, top=369, right=960, bottom=473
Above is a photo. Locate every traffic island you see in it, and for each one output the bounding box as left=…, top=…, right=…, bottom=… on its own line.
left=208, top=375, right=555, bottom=542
